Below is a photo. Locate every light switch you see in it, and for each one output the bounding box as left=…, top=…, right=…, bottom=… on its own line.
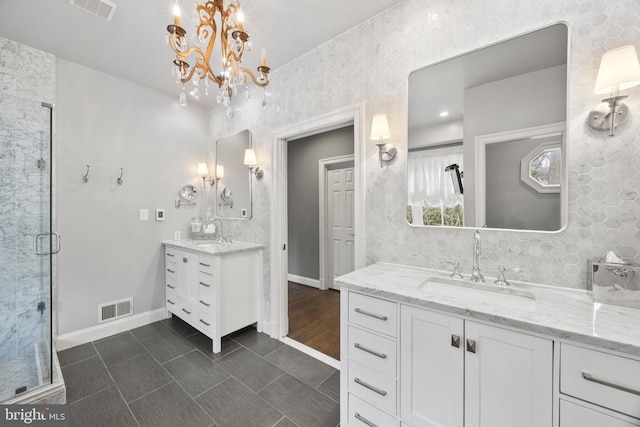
left=140, top=209, right=149, bottom=221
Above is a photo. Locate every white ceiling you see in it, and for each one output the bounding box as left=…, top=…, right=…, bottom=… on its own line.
left=0, top=0, right=400, bottom=105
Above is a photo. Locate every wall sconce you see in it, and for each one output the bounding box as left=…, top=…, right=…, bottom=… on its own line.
left=371, top=113, right=397, bottom=167
left=587, top=45, right=640, bottom=136
left=244, top=149, right=264, bottom=179
left=197, top=162, right=215, bottom=188
left=216, top=165, right=225, bottom=180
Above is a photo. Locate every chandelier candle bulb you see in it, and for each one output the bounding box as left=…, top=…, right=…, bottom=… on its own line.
left=172, top=4, right=180, bottom=26
left=237, top=8, right=244, bottom=31
left=261, top=48, right=267, bottom=67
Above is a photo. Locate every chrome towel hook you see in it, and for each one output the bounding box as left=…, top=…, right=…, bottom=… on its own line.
left=117, top=168, right=124, bottom=185
left=83, top=165, right=90, bottom=183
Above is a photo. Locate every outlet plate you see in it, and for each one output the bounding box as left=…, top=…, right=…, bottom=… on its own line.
left=174, top=231, right=180, bottom=240
left=140, top=209, right=149, bottom=221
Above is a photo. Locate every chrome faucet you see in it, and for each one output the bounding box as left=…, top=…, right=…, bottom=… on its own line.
left=470, top=230, right=485, bottom=282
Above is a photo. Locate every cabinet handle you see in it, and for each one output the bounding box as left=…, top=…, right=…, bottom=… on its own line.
left=199, top=282, right=211, bottom=288
left=451, top=334, right=461, bottom=348
left=582, top=371, right=640, bottom=396
left=183, top=257, right=188, bottom=263
left=199, top=319, right=211, bottom=326
left=354, top=307, right=388, bottom=321
left=354, top=412, right=378, bottom=427
left=199, top=300, right=211, bottom=307
left=167, top=269, right=175, bottom=273
left=166, top=253, right=175, bottom=257
left=199, top=262, right=211, bottom=267
left=167, top=299, right=175, bottom=305
left=354, top=377, right=387, bottom=396
left=182, top=308, right=192, bottom=315
left=466, top=339, right=476, bottom=353
left=354, top=342, right=387, bottom=359
left=167, top=284, right=175, bottom=289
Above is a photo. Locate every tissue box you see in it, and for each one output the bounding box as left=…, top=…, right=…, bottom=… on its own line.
left=587, top=257, right=640, bottom=309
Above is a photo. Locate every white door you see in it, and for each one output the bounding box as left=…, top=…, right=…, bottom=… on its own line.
left=464, top=321, right=553, bottom=427
left=327, top=166, right=355, bottom=289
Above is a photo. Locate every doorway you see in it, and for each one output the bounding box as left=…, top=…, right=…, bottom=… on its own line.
left=270, top=105, right=366, bottom=363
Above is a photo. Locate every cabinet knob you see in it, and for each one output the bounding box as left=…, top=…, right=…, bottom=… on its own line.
left=466, top=339, right=477, bottom=353
left=183, top=257, right=188, bottom=263
left=451, top=334, right=461, bottom=348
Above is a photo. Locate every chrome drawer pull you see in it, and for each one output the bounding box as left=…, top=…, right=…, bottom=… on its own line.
left=466, top=339, right=477, bottom=354
left=451, top=334, right=461, bottom=348
left=199, top=262, right=211, bottom=267
left=354, top=307, right=388, bottom=321
left=199, top=282, right=211, bottom=287
left=582, top=371, right=640, bottom=396
left=354, top=342, right=387, bottom=359
left=199, top=319, right=211, bottom=326
left=167, top=299, right=175, bottom=305
left=354, top=377, right=387, bottom=396
left=354, top=412, right=378, bottom=427
left=182, top=308, right=192, bottom=315
left=166, top=253, right=175, bottom=257
left=199, top=300, right=211, bottom=307
left=167, top=268, right=175, bottom=273
left=167, top=284, right=175, bottom=289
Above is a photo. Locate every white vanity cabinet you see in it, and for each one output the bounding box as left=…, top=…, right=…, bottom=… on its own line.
left=400, top=305, right=553, bottom=427
left=163, top=244, right=262, bottom=353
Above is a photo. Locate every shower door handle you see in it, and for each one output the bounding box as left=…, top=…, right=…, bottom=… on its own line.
left=52, top=232, right=61, bottom=254
left=33, top=232, right=61, bottom=255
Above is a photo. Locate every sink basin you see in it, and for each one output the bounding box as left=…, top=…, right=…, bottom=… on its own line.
left=418, top=276, right=537, bottom=311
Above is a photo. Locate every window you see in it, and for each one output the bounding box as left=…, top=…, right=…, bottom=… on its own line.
left=520, top=142, right=561, bottom=194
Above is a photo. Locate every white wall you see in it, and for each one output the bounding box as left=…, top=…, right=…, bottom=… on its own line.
left=206, top=0, right=640, bottom=326
left=408, top=120, right=463, bottom=148
left=55, top=59, right=208, bottom=335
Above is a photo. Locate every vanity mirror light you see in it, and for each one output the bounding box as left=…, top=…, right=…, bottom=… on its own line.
left=215, top=129, right=252, bottom=219
left=407, top=23, right=568, bottom=232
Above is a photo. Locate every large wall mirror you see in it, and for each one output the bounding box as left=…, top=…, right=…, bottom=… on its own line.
left=407, top=23, right=568, bottom=232
left=215, top=129, right=252, bottom=219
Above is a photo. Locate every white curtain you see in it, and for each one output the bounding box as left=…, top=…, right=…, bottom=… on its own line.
left=407, top=145, right=464, bottom=210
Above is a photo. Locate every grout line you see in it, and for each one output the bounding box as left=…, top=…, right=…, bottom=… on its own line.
left=160, top=348, right=198, bottom=366
left=255, top=372, right=286, bottom=394
left=65, top=384, right=114, bottom=406
left=57, top=353, right=99, bottom=369
left=126, top=381, right=176, bottom=405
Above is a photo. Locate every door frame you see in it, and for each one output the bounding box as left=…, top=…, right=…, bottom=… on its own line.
left=270, top=104, right=366, bottom=339
left=319, top=155, right=355, bottom=291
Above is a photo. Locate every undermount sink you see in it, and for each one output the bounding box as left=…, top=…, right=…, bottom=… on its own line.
left=418, top=276, right=537, bottom=311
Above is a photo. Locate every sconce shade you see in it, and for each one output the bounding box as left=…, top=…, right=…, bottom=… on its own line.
left=594, top=45, right=640, bottom=95
left=197, top=162, right=209, bottom=176
left=370, top=114, right=390, bottom=141
left=216, top=165, right=225, bottom=178
left=244, top=148, right=257, bottom=166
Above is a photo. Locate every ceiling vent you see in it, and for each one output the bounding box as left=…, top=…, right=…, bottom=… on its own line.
left=69, top=0, right=118, bottom=22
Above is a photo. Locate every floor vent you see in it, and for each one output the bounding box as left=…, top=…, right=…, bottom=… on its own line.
left=98, top=297, right=133, bottom=323
left=69, top=0, right=118, bottom=22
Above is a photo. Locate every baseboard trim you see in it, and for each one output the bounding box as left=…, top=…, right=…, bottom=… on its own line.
left=288, top=274, right=320, bottom=289
left=280, top=337, right=340, bottom=370
left=55, top=308, right=166, bottom=351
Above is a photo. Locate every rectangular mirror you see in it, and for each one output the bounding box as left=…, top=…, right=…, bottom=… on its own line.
left=407, top=23, right=568, bottom=232
left=215, top=129, right=252, bottom=219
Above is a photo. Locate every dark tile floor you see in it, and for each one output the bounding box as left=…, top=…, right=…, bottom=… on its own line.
left=58, top=317, right=340, bottom=427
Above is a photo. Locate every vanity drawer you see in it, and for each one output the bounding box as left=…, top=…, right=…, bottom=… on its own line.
left=198, top=257, right=215, bottom=276
left=175, top=300, right=196, bottom=324
left=165, top=260, right=177, bottom=285
left=560, top=343, right=640, bottom=418
left=348, top=359, right=396, bottom=415
left=165, top=249, right=178, bottom=263
left=165, top=291, right=180, bottom=310
left=349, top=292, right=397, bottom=338
left=348, top=393, right=396, bottom=427
left=348, top=325, right=396, bottom=377
left=560, top=399, right=640, bottom=427
left=197, top=310, right=214, bottom=334
left=198, top=272, right=215, bottom=290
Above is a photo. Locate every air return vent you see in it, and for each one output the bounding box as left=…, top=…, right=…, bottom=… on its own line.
left=98, top=297, right=133, bottom=323
left=69, top=0, right=118, bottom=22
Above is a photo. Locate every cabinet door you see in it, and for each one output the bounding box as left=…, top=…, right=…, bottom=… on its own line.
left=400, top=306, right=464, bottom=427
left=176, top=250, right=198, bottom=300
left=560, top=399, right=640, bottom=427
left=464, top=322, right=553, bottom=427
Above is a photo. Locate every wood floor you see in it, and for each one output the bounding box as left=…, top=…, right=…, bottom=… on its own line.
left=288, top=281, right=340, bottom=360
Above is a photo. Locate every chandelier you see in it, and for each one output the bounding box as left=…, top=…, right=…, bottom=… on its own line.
left=167, top=0, right=270, bottom=112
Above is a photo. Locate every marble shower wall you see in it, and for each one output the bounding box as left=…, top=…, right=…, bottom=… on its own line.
left=0, top=36, right=55, bottom=385
left=207, top=0, right=640, bottom=321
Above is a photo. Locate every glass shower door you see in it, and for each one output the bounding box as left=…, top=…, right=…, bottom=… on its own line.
left=0, top=97, right=54, bottom=402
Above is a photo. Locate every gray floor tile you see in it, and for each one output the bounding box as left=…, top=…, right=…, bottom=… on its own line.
left=57, top=343, right=97, bottom=367
left=69, top=386, right=138, bottom=427
left=187, top=332, right=241, bottom=361
left=217, top=348, right=284, bottom=392
left=140, top=328, right=195, bottom=364
left=94, top=332, right=149, bottom=366
left=129, top=382, right=212, bottom=427
left=62, top=356, right=114, bottom=403
left=163, top=350, right=229, bottom=396
left=162, top=316, right=199, bottom=337
left=317, top=371, right=340, bottom=402
left=231, top=326, right=284, bottom=356
left=259, top=374, right=340, bottom=427
left=196, top=377, right=282, bottom=427
left=265, top=345, right=337, bottom=388
left=130, top=321, right=169, bottom=341
left=108, top=352, right=173, bottom=402
left=275, top=418, right=299, bottom=427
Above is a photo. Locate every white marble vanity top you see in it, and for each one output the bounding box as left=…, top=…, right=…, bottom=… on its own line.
left=162, top=239, right=264, bottom=256
left=336, top=262, right=640, bottom=358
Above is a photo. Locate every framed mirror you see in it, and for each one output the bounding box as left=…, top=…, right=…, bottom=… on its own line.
left=215, top=129, right=252, bottom=219
left=407, top=23, right=568, bottom=232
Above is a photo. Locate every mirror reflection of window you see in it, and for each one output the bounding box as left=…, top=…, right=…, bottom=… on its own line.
left=407, top=144, right=464, bottom=227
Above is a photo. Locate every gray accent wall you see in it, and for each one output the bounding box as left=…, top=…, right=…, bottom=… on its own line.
left=287, top=126, right=354, bottom=281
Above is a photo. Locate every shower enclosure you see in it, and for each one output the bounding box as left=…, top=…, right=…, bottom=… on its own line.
left=0, top=97, right=56, bottom=402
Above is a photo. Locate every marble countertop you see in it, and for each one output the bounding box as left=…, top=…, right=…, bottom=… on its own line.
left=336, top=262, right=640, bottom=358
left=162, top=239, right=264, bottom=256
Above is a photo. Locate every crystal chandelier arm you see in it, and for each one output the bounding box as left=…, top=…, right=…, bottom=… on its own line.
left=240, top=67, right=270, bottom=87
